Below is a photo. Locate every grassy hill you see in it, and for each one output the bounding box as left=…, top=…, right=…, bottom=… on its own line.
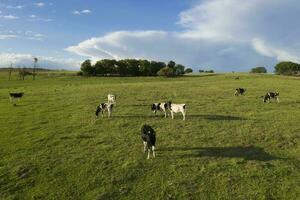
left=0, top=72, right=299, bottom=199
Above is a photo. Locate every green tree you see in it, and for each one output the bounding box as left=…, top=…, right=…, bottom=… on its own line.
left=250, top=67, right=267, bottom=73
left=94, top=61, right=105, bottom=76
left=174, top=64, right=185, bottom=75
left=139, top=60, right=151, bottom=76
left=167, top=60, right=176, bottom=68
left=80, top=60, right=94, bottom=76
left=150, top=61, right=166, bottom=75
left=275, top=61, right=300, bottom=75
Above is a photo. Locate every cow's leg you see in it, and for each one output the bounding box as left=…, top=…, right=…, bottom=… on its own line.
left=171, top=111, right=174, bottom=119
left=101, top=111, right=104, bottom=118
left=152, top=146, right=155, bottom=158
left=164, top=110, right=167, bottom=118
left=182, top=111, right=186, bottom=120
left=143, top=142, right=147, bottom=152
left=147, top=149, right=150, bottom=159
left=276, top=97, right=280, bottom=103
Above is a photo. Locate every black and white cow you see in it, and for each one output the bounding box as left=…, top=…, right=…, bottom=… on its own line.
left=95, top=103, right=114, bottom=118
left=9, top=92, right=24, bottom=106
left=141, top=124, right=156, bottom=159
left=234, top=88, right=246, bottom=96
left=151, top=102, right=169, bottom=118
left=166, top=101, right=186, bottom=120
left=262, top=92, right=280, bottom=103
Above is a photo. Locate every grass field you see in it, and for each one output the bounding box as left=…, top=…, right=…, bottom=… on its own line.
left=0, top=72, right=299, bottom=200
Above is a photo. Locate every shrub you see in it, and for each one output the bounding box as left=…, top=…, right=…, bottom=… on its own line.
left=251, top=67, right=267, bottom=73
left=157, top=67, right=175, bottom=77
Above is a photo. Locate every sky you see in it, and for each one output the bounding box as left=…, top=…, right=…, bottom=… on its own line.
left=0, top=0, right=300, bottom=72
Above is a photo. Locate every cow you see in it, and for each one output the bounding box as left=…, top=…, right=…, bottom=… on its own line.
left=107, top=94, right=116, bottom=104
left=151, top=102, right=169, bottom=118
left=262, top=92, right=280, bottom=103
left=141, top=124, right=156, bottom=159
left=166, top=101, right=186, bottom=120
left=9, top=92, right=24, bottom=106
left=95, top=103, right=114, bottom=118
left=235, top=88, right=246, bottom=96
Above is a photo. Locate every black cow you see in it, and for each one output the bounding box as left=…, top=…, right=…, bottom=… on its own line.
left=9, top=92, right=24, bottom=106
left=235, top=88, right=246, bottom=96
left=141, top=124, right=156, bottom=159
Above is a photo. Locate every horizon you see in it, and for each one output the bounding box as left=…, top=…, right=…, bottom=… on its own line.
left=1, top=0, right=300, bottom=72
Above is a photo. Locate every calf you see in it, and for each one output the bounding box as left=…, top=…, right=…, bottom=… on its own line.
left=262, top=92, right=279, bottom=103
left=107, top=94, right=116, bottom=104
left=151, top=102, right=168, bottom=118
left=167, top=101, right=186, bottom=120
left=95, top=103, right=114, bottom=118
left=141, top=124, right=156, bottom=159
left=9, top=92, right=24, bottom=106
left=235, top=88, right=246, bottom=96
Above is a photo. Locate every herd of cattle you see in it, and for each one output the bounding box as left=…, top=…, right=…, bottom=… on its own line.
left=8, top=89, right=280, bottom=159
left=95, top=89, right=280, bottom=120
left=94, top=89, right=279, bottom=159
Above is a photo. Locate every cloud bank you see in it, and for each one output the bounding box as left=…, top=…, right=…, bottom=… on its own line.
left=66, top=0, right=300, bottom=71
left=0, top=53, right=80, bottom=70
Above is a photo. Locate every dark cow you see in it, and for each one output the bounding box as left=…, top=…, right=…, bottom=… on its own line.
left=262, top=92, right=279, bottom=103
left=141, top=124, right=156, bottom=159
left=9, top=92, right=24, bottom=106
left=235, top=88, right=246, bottom=96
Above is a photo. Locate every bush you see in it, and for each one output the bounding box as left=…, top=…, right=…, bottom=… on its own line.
left=275, top=61, right=300, bottom=75
left=251, top=67, right=267, bottom=73
left=185, top=68, right=193, bottom=74
left=205, top=70, right=214, bottom=73
left=157, top=67, right=175, bottom=77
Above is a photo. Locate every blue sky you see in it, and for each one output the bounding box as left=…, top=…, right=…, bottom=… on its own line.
left=1, top=0, right=300, bottom=71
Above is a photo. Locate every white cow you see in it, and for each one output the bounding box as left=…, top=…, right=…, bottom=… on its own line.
left=167, top=101, right=186, bottom=120
left=107, top=94, right=116, bottom=104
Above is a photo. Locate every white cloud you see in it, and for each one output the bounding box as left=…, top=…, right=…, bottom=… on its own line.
left=66, top=0, right=300, bottom=71
left=0, top=53, right=80, bottom=70
left=0, top=34, right=17, bottom=40
left=34, top=2, right=45, bottom=7
left=72, top=9, right=92, bottom=15
left=0, top=14, right=19, bottom=19
left=0, top=30, right=46, bottom=41
left=252, top=38, right=300, bottom=63
left=6, top=5, right=24, bottom=9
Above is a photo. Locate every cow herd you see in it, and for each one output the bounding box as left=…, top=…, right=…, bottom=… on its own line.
left=8, top=88, right=281, bottom=159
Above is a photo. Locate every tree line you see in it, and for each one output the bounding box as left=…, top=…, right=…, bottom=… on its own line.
left=80, top=59, right=193, bottom=77
left=249, top=61, right=300, bottom=75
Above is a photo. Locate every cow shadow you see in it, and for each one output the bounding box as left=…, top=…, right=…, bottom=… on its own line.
left=187, top=114, right=247, bottom=121
left=159, top=146, right=278, bottom=161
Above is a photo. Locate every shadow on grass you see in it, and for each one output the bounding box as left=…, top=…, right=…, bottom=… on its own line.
left=110, top=114, right=246, bottom=120
left=159, top=146, right=278, bottom=161
left=188, top=114, right=247, bottom=121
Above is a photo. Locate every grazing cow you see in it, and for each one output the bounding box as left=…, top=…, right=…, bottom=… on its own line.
left=262, top=92, right=280, bottom=103
left=235, top=88, right=246, bottom=96
left=151, top=102, right=169, bottom=118
left=141, top=124, right=156, bottom=159
left=95, top=103, right=114, bottom=118
left=166, top=101, right=186, bottom=120
left=9, top=92, right=24, bottom=106
left=107, top=94, right=116, bottom=104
